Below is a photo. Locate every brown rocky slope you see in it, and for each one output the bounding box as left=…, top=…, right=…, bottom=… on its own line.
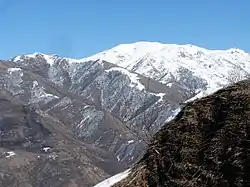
left=114, top=80, right=250, bottom=187
left=0, top=90, right=121, bottom=187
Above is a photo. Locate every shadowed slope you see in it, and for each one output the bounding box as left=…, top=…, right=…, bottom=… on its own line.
left=114, top=80, right=250, bottom=187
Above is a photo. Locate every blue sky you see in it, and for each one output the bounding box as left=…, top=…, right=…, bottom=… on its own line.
left=0, top=0, right=249, bottom=59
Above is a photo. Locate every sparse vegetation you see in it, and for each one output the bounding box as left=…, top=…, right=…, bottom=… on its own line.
left=114, top=80, right=250, bottom=187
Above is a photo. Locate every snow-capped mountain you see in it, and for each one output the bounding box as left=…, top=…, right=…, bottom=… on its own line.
left=1, top=42, right=250, bottom=186
left=1, top=50, right=184, bottom=186
left=84, top=41, right=250, bottom=92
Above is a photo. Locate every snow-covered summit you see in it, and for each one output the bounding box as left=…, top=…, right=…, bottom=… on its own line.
left=83, top=42, right=249, bottom=65
left=10, top=42, right=250, bottom=98
left=82, top=41, right=250, bottom=92
left=12, top=53, right=59, bottom=65
left=12, top=52, right=84, bottom=65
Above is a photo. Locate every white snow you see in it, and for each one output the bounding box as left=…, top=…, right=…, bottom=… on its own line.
left=29, top=81, right=59, bottom=104
left=166, top=83, right=173, bottom=87
left=12, top=42, right=250, bottom=97
left=94, top=169, right=131, bottom=187
left=128, top=140, right=134, bottom=144
left=154, top=93, right=165, bottom=102
left=13, top=55, right=21, bottom=62
left=6, top=67, right=24, bottom=95
left=165, top=107, right=181, bottom=123
left=13, top=53, right=58, bottom=66
left=6, top=151, right=16, bottom=158
left=105, top=67, right=145, bottom=91
left=82, top=41, right=250, bottom=91
left=42, top=147, right=51, bottom=152
left=185, top=85, right=223, bottom=103
left=43, top=54, right=55, bottom=66
left=33, top=80, right=39, bottom=87
left=7, top=67, right=22, bottom=74
left=13, top=42, right=250, bottom=91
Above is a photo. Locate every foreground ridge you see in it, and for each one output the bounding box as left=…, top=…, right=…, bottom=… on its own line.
left=113, top=80, right=250, bottom=187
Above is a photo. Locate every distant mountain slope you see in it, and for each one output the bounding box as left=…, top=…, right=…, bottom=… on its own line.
left=1, top=51, right=185, bottom=186
left=4, top=53, right=183, bottom=166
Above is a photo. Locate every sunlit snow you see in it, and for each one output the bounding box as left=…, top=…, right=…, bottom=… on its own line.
left=94, top=169, right=131, bottom=187
left=6, top=151, right=16, bottom=158
left=105, top=67, right=145, bottom=91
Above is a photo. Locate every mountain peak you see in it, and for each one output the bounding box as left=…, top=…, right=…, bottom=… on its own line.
left=82, top=42, right=250, bottom=90
left=13, top=52, right=57, bottom=61
left=83, top=42, right=249, bottom=64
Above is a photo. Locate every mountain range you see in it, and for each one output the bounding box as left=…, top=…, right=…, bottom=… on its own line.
left=1, top=42, right=250, bottom=186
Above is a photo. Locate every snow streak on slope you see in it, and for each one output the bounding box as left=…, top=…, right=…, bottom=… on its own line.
left=185, top=85, right=224, bottom=103
left=105, top=67, right=145, bottom=91
left=94, top=169, right=131, bottom=187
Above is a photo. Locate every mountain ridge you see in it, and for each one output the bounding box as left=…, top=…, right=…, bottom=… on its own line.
left=2, top=42, right=250, bottom=186
left=11, top=42, right=250, bottom=94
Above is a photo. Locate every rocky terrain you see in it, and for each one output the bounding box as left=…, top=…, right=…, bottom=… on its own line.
left=111, top=80, right=250, bottom=187
left=0, top=52, right=184, bottom=186
left=0, top=90, right=119, bottom=187
left=1, top=42, right=250, bottom=186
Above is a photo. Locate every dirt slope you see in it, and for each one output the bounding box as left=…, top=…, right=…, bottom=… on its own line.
left=114, top=80, right=250, bottom=187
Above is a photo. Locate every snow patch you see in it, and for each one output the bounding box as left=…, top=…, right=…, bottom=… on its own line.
left=6, top=68, right=24, bottom=95
left=43, top=55, right=55, bottom=66
left=166, top=83, right=173, bottom=87
left=42, top=147, right=51, bottom=152
left=7, top=67, right=22, bottom=74
left=13, top=56, right=21, bottom=62
left=105, top=67, right=145, bottom=91
left=185, top=85, right=223, bottom=103
left=154, top=93, right=165, bottom=102
left=128, top=140, right=134, bottom=144
left=6, top=151, right=16, bottom=158
left=94, top=169, right=131, bottom=187
left=29, top=81, right=59, bottom=104
left=165, top=107, right=181, bottom=123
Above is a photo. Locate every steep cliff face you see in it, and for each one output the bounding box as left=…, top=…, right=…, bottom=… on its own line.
left=112, top=80, right=250, bottom=187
